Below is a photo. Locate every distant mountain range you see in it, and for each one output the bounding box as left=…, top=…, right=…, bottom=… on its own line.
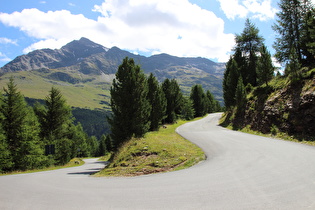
left=0, top=37, right=225, bottom=107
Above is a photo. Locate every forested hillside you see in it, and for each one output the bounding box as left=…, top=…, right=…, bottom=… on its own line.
left=221, top=0, right=315, bottom=140
left=0, top=38, right=225, bottom=140
left=108, top=57, right=221, bottom=149
left=0, top=79, right=103, bottom=172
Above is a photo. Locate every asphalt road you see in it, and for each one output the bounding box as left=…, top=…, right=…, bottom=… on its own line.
left=1, top=113, right=315, bottom=210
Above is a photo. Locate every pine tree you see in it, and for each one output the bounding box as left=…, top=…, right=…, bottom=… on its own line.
left=223, top=58, right=239, bottom=109
left=1, top=78, right=44, bottom=170
left=162, top=78, right=183, bottom=123
left=34, top=87, right=75, bottom=165
left=0, top=128, right=12, bottom=172
left=147, top=73, right=166, bottom=131
left=109, top=57, right=151, bottom=149
left=235, top=76, right=247, bottom=114
left=273, top=0, right=313, bottom=65
left=302, top=8, right=315, bottom=64
left=15, top=108, right=46, bottom=170
left=181, top=96, right=195, bottom=120
left=235, top=18, right=264, bottom=86
left=257, top=44, right=275, bottom=86
left=214, top=101, right=222, bottom=112
left=286, top=47, right=301, bottom=81
left=65, top=123, right=89, bottom=158
left=205, top=90, right=215, bottom=113
left=41, top=87, right=73, bottom=140
left=86, top=136, right=99, bottom=157
left=190, top=84, right=207, bottom=117
left=98, top=135, right=107, bottom=156
left=55, top=138, right=73, bottom=165
left=0, top=94, right=12, bottom=172
left=1, top=78, right=28, bottom=156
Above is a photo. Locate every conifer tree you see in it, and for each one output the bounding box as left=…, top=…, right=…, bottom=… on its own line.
left=205, top=90, right=215, bottom=113
left=86, top=136, right=99, bottom=157
left=109, top=57, right=151, bottom=149
left=16, top=108, right=46, bottom=170
left=181, top=96, right=195, bottom=120
left=190, top=84, right=206, bottom=117
left=302, top=8, right=315, bottom=64
left=235, top=18, right=264, bottom=86
left=257, top=44, right=275, bottom=86
left=273, top=0, right=314, bottom=65
left=65, top=123, right=89, bottom=157
left=162, top=78, right=183, bottom=123
left=235, top=76, right=247, bottom=111
left=41, top=87, right=73, bottom=140
left=223, top=58, right=239, bottom=109
left=98, top=135, right=108, bottom=156
left=1, top=78, right=44, bottom=170
left=34, top=87, right=75, bottom=165
left=0, top=128, right=12, bottom=172
left=147, top=73, right=166, bottom=131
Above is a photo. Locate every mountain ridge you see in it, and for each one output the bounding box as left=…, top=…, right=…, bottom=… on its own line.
left=0, top=37, right=225, bottom=104
left=0, top=37, right=224, bottom=77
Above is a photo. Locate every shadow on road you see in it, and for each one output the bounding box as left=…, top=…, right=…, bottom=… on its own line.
left=67, top=161, right=109, bottom=176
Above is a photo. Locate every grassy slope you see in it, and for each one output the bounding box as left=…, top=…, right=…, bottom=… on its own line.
left=0, top=71, right=112, bottom=110
left=0, top=66, right=224, bottom=109
left=95, top=119, right=205, bottom=177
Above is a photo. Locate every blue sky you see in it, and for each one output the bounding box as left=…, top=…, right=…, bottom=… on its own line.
left=0, top=0, right=295, bottom=68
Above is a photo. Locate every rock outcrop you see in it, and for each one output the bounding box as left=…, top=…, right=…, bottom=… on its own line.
left=244, top=75, right=315, bottom=137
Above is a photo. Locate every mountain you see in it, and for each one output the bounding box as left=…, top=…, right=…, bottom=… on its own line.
left=0, top=37, right=109, bottom=72
left=0, top=37, right=225, bottom=108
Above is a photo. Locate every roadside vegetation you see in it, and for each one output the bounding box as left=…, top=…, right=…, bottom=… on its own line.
left=0, top=158, right=84, bottom=176
left=95, top=119, right=205, bottom=177
left=221, top=0, right=315, bottom=143
left=0, top=79, right=103, bottom=174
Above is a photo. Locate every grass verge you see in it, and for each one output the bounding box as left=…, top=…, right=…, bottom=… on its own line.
left=95, top=120, right=205, bottom=177
left=220, top=112, right=315, bottom=146
left=0, top=158, right=85, bottom=176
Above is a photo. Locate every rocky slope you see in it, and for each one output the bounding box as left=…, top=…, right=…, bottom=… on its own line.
left=243, top=69, right=315, bottom=138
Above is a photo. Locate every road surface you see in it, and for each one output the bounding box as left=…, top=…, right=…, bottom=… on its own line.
left=1, top=113, right=315, bottom=209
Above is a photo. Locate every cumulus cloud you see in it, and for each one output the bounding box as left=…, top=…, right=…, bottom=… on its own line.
left=0, top=37, right=17, bottom=45
left=0, top=0, right=235, bottom=62
left=0, top=52, right=11, bottom=62
left=217, top=0, right=277, bottom=21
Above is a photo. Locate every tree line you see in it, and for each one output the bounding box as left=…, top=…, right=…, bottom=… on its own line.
left=223, top=0, right=315, bottom=113
left=108, top=57, right=221, bottom=149
left=0, top=78, right=108, bottom=173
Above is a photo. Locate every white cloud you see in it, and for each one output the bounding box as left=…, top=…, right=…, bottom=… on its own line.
left=23, top=38, right=71, bottom=54
left=0, top=52, right=11, bottom=62
left=217, top=0, right=277, bottom=21
left=0, top=37, right=17, bottom=45
left=0, top=0, right=236, bottom=62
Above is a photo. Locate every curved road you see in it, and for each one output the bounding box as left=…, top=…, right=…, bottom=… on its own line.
left=1, top=113, right=315, bottom=209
